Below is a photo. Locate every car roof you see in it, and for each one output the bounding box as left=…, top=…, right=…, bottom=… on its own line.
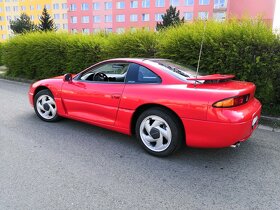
left=104, top=58, right=169, bottom=63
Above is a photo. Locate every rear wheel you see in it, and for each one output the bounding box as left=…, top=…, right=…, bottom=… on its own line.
left=34, top=89, right=60, bottom=122
left=136, top=108, right=183, bottom=157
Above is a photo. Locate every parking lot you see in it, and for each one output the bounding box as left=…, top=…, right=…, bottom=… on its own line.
left=0, top=79, right=280, bottom=209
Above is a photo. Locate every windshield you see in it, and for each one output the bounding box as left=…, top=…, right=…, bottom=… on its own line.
left=144, top=59, right=201, bottom=81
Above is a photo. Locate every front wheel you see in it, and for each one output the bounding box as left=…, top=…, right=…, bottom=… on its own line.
left=34, top=89, right=61, bottom=122
left=135, top=108, right=183, bottom=157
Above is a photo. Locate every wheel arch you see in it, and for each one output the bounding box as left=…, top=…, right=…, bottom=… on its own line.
left=33, top=86, right=52, bottom=100
left=130, top=103, right=186, bottom=145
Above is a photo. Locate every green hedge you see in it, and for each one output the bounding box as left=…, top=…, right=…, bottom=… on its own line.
left=157, top=20, right=280, bottom=105
left=0, top=43, right=3, bottom=66
left=2, top=20, right=280, bottom=114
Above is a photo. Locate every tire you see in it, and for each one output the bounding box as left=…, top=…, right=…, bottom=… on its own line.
left=34, top=89, right=61, bottom=122
left=135, top=108, right=183, bottom=157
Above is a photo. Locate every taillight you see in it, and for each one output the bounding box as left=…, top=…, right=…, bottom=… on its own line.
left=213, top=94, right=250, bottom=108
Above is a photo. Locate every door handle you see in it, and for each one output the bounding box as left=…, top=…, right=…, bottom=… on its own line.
left=111, top=94, right=121, bottom=99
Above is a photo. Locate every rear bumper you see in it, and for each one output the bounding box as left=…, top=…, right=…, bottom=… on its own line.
left=182, top=99, right=262, bottom=148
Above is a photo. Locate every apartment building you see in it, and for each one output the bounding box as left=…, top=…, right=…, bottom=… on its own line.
left=67, top=0, right=278, bottom=33
left=0, top=0, right=279, bottom=42
left=67, top=0, right=113, bottom=34
left=0, top=0, right=68, bottom=41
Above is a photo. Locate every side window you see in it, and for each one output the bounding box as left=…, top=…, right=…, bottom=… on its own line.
left=126, top=63, right=161, bottom=84
left=79, top=63, right=129, bottom=83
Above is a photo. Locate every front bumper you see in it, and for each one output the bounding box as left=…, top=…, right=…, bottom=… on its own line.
left=181, top=99, right=262, bottom=148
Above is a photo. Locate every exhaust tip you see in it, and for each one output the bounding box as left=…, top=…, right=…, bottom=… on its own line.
left=230, top=142, right=240, bottom=148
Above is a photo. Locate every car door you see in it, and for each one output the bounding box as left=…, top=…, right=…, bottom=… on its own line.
left=61, top=62, right=129, bottom=125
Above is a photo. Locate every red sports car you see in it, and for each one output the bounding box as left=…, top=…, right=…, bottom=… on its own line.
left=29, top=58, right=261, bottom=156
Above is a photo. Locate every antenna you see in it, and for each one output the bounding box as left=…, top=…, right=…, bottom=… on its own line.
left=195, top=20, right=207, bottom=86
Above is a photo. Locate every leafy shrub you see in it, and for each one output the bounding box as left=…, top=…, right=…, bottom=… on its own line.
left=0, top=43, right=3, bottom=66
left=2, top=20, right=280, bottom=114
left=104, top=29, right=157, bottom=58
left=64, top=33, right=105, bottom=73
left=157, top=19, right=280, bottom=105
left=2, top=32, right=105, bottom=79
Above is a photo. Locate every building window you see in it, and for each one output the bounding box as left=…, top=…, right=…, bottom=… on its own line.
left=82, top=28, right=90, bottom=34
left=53, top=3, right=59, bottom=10
left=45, top=4, right=51, bottom=10
left=142, top=0, right=150, bottom=8
left=214, top=0, right=227, bottom=9
left=71, top=29, right=77, bottom=33
left=81, top=3, right=89, bottom=10
left=94, top=28, right=101, bottom=33
left=5, top=6, right=10, bottom=12
left=184, top=12, right=193, bottom=20
left=71, top=16, right=77, bottom=24
left=37, top=5, right=41, bottom=10
left=30, top=15, right=34, bottom=21
left=116, top=1, right=125, bottom=9
left=213, top=12, right=226, bottom=21
left=199, top=0, right=209, bottom=5
left=130, top=1, right=138, bottom=8
left=105, top=15, right=112, bottom=22
left=21, top=6, right=26, bottom=11
left=155, top=13, right=163, bottom=21
left=198, top=11, right=208, bottom=20
left=93, top=15, right=101, bottom=23
left=13, top=6, right=18, bottom=11
left=63, top=24, right=68, bottom=30
left=116, top=14, right=125, bottom=22
left=62, top=3, right=68, bottom=9
left=54, top=14, right=60, bottom=20
left=105, top=2, right=112, bottom=10
left=130, top=14, right=138, bottom=22
left=156, top=0, right=164, bottom=7
left=93, top=2, right=100, bottom=10
left=116, top=28, right=125, bottom=34
left=185, top=0, right=194, bottom=6
left=69, top=4, right=76, bottom=11
left=56, top=24, right=60, bottom=29
left=62, top=14, right=67, bottom=19
left=170, top=0, right=179, bottom=6
left=105, top=28, right=112, bottom=33
left=142, top=13, right=149, bottom=21
left=30, top=5, right=34, bottom=10
left=82, top=16, right=90, bottom=23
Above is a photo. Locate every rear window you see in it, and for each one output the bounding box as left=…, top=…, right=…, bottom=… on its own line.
left=144, top=59, right=203, bottom=81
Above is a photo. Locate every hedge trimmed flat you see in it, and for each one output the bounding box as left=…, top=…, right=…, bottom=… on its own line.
left=29, top=58, right=261, bottom=156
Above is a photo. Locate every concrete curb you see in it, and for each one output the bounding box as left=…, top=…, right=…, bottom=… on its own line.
left=0, top=74, right=34, bottom=84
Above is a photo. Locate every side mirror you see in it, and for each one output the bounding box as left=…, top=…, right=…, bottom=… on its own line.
left=63, top=73, right=72, bottom=82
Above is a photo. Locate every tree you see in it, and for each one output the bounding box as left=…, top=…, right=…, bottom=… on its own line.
left=10, top=13, right=36, bottom=34
left=156, top=6, right=184, bottom=31
left=38, top=7, right=56, bottom=31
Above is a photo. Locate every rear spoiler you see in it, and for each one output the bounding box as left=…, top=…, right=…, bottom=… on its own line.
left=187, top=74, right=235, bottom=81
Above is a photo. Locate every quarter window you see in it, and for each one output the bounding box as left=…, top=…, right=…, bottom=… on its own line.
left=126, top=64, right=161, bottom=84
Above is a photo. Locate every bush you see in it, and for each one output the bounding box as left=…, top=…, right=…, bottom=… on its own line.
left=0, top=43, right=3, bottom=66
left=157, top=19, right=280, bottom=106
left=2, top=20, right=280, bottom=115
left=104, top=29, right=157, bottom=58
left=2, top=32, right=105, bottom=79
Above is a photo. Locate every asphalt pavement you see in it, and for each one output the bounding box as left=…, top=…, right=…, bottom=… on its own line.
left=0, top=78, right=280, bottom=210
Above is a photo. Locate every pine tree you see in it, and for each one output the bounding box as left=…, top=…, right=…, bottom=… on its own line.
left=156, top=6, right=184, bottom=31
left=38, top=7, right=56, bottom=31
left=10, top=13, right=36, bottom=34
